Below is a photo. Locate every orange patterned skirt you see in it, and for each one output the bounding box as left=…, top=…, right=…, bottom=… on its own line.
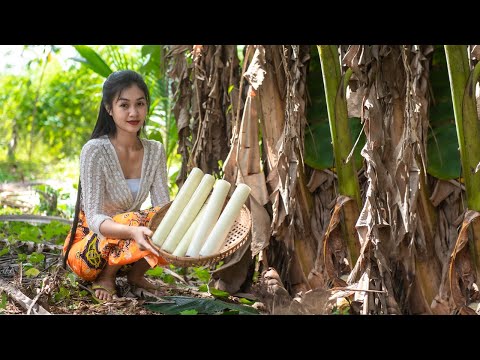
left=63, top=207, right=168, bottom=282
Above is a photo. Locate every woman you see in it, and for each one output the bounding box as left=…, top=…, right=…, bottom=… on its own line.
left=63, top=70, right=170, bottom=302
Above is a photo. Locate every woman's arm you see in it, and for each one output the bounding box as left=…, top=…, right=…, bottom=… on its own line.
left=99, top=220, right=161, bottom=256
left=80, top=141, right=112, bottom=238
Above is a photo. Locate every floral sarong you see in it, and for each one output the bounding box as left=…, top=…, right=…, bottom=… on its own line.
left=63, top=207, right=168, bottom=281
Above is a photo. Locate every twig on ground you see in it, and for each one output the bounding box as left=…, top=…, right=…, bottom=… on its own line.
left=0, top=277, right=50, bottom=314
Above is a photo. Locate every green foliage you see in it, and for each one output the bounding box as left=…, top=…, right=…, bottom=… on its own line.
left=0, top=49, right=102, bottom=168
left=305, top=122, right=333, bottom=169
left=66, top=272, right=78, bottom=287
left=427, top=124, right=460, bottom=179
left=0, top=221, right=70, bottom=245
left=163, top=274, right=176, bottom=284
left=0, top=207, right=22, bottom=216
left=54, top=286, right=71, bottom=303
left=33, top=184, right=59, bottom=216
left=239, top=297, right=255, bottom=305
left=191, top=266, right=210, bottom=283
left=0, top=161, right=38, bottom=183
left=52, top=273, right=89, bottom=304
left=7, top=223, right=42, bottom=243
left=0, top=292, right=7, bottom=312
left=209, top=288, right=230, bottom=298
left=0, top=247, right=9, bottom=257
left=28, top=252, right=45, bottom=264
left=305, top=45, right=365, bottom=171
left=31, top=184, right=74, bottom=218
left=215, top=161, right=225, bottom=180
left=331, top=305, right=350, bottom=315
left=145, top=266, right=164, bottom=277
left=0, top=45, right=182, bottom=201
left=42, top=221, right=71, bottom=244
left=18, top=251, right=46, bottom=275
left=73, top=46, right=113, bottom=77
left=17, top=253, right=27, bottom=262
left=24, top=268, right=40, bottom=277
left=427, top=45, right=461, bottom=179
left=140, top=45, right=161, bottom=78
left=179, top=309, right=198, bottom=315
left=237, top=45, right=246, bottom=66
left=145, top=266, right=175, bottom=284
left=144, top=296, right=259, bottom=315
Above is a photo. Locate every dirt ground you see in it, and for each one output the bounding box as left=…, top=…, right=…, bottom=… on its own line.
left=0, top=261, right=270, bottom=315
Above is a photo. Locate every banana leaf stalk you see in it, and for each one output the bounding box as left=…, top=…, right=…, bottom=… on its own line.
left=318, top=45, right=361, bottom=265
left=445, top=45, right=480, bottom=278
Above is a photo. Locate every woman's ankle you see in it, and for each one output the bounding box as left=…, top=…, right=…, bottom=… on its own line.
left=93, top=265, right=120, bottom=290
left=127, top=274, right=158, bottom=290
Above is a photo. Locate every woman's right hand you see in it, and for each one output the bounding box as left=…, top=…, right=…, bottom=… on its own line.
left=129, top=226, right=161, bottom=257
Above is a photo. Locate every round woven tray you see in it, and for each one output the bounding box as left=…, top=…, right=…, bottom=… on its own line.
left=148, top=201, right=251, bottom=267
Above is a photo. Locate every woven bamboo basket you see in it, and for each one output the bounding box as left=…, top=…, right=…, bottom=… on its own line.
left=148, top=200, right=251, bottom=267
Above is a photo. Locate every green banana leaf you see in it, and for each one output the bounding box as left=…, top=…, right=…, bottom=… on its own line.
left=144, top=296, right=260, bottom=315
left=73, top=45, right=113, bottom=78
left=140, top=45, right=161, bottom=78
left=427, top=45, right=461, bottom=180
left=305, top=46, right=365, bottom=171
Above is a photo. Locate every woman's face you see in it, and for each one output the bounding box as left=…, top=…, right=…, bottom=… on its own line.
left=108, top=84, right=148, bottom=135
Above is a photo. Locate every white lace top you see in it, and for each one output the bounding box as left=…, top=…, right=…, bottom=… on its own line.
left=126, top=178, right=141, bottom=199
left=80, top=135, right=170, bottom=238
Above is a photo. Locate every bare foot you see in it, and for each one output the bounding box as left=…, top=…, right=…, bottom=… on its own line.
left=90, top=264, right=121, bottom=302
left=92, top=278, right=117, bottom=301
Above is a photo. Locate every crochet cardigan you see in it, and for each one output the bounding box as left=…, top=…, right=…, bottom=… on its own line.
left=79, top=135, right=170, bottom=238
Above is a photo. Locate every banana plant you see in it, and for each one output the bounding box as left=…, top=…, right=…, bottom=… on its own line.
left=317, top=45, right=362, bottom=267
left=445, top=45, right=480, bottom=284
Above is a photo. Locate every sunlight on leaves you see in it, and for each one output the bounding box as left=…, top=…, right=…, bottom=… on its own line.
left=0, top=292, right=7, bottom=310
left=24, top=267, right=40, bottom=277
left=192, top=267, right=210, bottom=283
left=54, top=286, right=70, bottom=303
left=180, top=309, right=198, bottom=315
left=209, top=288, right=230, bottom=299
left=29, top=252, right=45, bottom=264
left=239, top=298, right=255, bottom=305
left=66, top=273, right=78, bottom=287
left=0, top=247, right=9, bottom=257
left=146, top=267, right=164, bottom=277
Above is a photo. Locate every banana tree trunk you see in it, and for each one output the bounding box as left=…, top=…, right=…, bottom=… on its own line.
left=344, top=45, right=440, bottom=314
left=195, top=46, right=240, bottom=174
left=255, top=45, right=317, bottom=293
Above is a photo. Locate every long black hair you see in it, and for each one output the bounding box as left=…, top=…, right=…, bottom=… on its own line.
left=62, top=70, right=151, bottom=268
